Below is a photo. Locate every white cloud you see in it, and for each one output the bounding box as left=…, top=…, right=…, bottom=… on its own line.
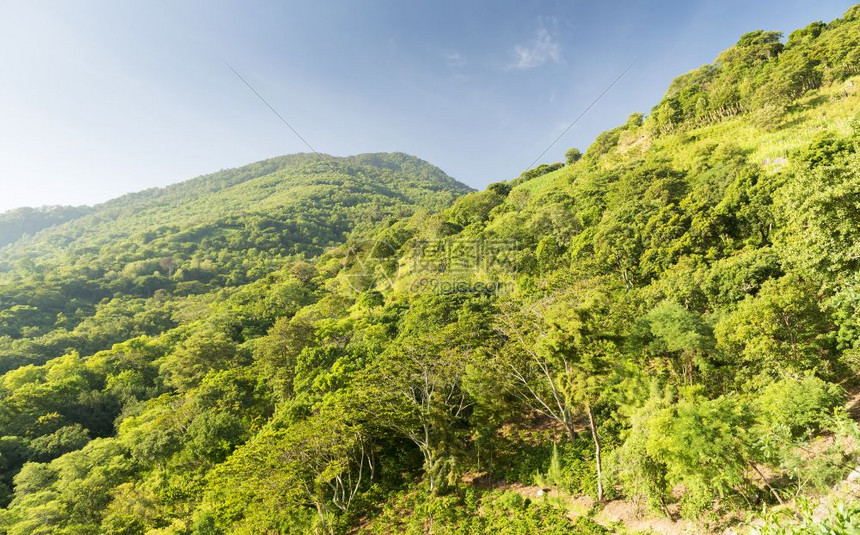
left=510, top=26, right=562, bottom=70
left=445, top=51, right=467, bottom=68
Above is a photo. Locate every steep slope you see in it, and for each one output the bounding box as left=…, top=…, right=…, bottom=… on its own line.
left=1, top=6, right=860, bottom=535
left=0, top=152, right=471, bottom=370
left=0, top=152, right=468, bottom=267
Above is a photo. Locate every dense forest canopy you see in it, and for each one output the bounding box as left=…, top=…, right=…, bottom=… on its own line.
left=1, top=6, right=860, bottom=534
left=0, top=206, right=92, bottom=249
left=0, top=153, right=470, bottom=373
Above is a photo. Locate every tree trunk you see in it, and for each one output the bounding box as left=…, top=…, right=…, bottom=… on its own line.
left=749, top=461, right=786, bottom=507
left=423, top=448, right=436, bottom=494
left=659, top=495, right=674, bottom=521
left=566, top=422, right=577, bottom=443
left=586, top=404, right=604, bottom=502
left=314, top=501, right=333, bottom=535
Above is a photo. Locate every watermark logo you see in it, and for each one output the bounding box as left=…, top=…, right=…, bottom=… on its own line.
left=411, top=279, right=513, bottom=295
left=407, top=238, right=518, bottom=275
left=342, top=237, right=400, bottom=292
left=342, top=237, right=518, bottom=294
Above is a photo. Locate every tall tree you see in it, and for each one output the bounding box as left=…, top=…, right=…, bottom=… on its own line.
left=495, top=290, right=621, bottom=501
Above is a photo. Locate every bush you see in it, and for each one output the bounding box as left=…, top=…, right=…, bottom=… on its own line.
left=754, top=375, right=844, bottom=440
left=565, top=148, right=583, bottom=165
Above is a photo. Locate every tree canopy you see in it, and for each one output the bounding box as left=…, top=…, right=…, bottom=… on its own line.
left=2, top=7, right=860, bottom=534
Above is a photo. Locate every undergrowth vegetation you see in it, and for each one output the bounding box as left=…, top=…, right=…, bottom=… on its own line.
left=1, top=6, right=860, bottom=534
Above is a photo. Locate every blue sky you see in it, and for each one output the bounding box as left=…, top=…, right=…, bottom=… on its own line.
left=0, top=0, right=854, bottom=212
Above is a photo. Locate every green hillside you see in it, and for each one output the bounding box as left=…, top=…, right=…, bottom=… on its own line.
left=2, top=6, right=860, bottom=535
left=0, top=152, right=470, bottom=372
left=0, top=206, right=92, bottom=248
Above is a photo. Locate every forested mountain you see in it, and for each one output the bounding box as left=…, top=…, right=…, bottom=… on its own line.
left=0, top=152, right=470, bottom=372
left=2, top=6, right=860, bottom=535
left=0, top=206, right=92, bottom=249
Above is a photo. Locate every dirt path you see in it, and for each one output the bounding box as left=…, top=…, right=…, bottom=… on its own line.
left=846, top=385, right=860, bottom=422
left=464, top=473, right=695, bottom=534
left=594, top=499, right=695, bottom=535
